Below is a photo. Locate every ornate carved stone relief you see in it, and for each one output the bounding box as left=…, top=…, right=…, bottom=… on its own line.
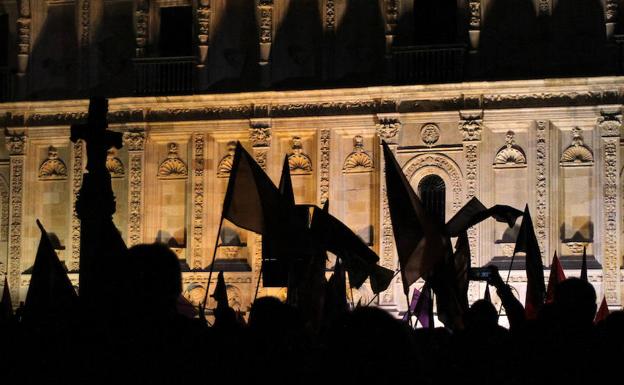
left=343, top=135, right=373, bottom=173
left=0, top=176, right=8, bottom=245
left=196, top=0, right=211, bottom=65
left=258, top=0, right=273, bottom=44
left=191, top=134, right=205, bottom=270
left=535, top=120, right=549, bottom=258
left=249, top=123, right=271, bottom=148
left=38, top=146, right=68, bottom=180
left=560, top=127, right=594, bottom=164
left=376, top=116, right=401, bottom=144
left=17, top=0, right=31, bottom=75
left=538, top=0, right=551, bottom=16
left=469, top=1, right=481, bottom=29
left=458, top=113, right=483, bottom=141
left=325, top=0, right=336, bottom=30
left=157, top=143, right=188, bottom=179
left=70, top=141, right=83, bottom=272
left=288, top=136, right=312, bottom=174
left=123, top=129, right=146, bottom=246
left=493, top=131, right=527, bottom=166
left=106, top=149, right=125, bottom=178
left=135, top=0, right=149, bottom=57
left=319, top=129, right=330, bottom=205
left=217, top=141, right=236, bottom=178
left=420, top=123, right=440, bottom=147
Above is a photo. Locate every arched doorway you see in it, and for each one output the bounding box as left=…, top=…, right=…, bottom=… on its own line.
left=418, top=175, right=446, bottom=225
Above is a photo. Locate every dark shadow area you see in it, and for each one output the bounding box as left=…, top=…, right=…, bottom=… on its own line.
left=413, top=0, right=458, bottom=45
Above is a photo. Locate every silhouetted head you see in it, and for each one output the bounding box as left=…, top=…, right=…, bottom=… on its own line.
left=464, top=299, right=499, bottom=330
left=249, top=296, right=299, bottom=333
left=553, top=278, right=597, bottom=327
left=127, top=243, right=181, bottom=315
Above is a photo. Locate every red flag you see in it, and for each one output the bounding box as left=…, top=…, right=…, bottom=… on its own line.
left=382, top=141, right=444, bottom=293
left=594, top=296, right=609, bottom=323
left=580, top=246, right=588, bottom=282
left=513, top=206, right=545, bottom=319
left=545, top=252, right=566, bottom=303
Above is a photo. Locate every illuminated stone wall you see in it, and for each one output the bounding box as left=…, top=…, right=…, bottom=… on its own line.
left=0, top=77, right=623, bottom=315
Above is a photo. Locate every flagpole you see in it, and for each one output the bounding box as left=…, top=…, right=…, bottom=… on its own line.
left=498, top=251, right=517, bottom=316
left=201, top=215, right=224, bottom=316
left=253, top=261, right=263, bottom=304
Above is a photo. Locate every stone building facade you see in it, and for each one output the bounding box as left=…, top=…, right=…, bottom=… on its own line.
left=0, top=1, right=623, bottom=316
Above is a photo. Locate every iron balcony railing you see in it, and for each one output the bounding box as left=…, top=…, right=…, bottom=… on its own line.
left=133, top=56, right=197, bottom=95
left=393, top=44, right=465, bottom=84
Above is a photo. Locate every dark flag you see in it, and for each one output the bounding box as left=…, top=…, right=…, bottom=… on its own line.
left=310, top=206, right=393, bottom=293
left=413, top=283, right=432, bottom=329
left=211, top=271, right=228, bottom=309
left=545, top=252, right=566, bottom=304
left=23, top=220, right=78, bottom=322
left=446, top=197, right=523, bottom=237
left=595, top=296, right=609, bottom=323
left=513, top=206, right=545, bottom=319
left=580, top=246, right=588, bottom=282
left=484, top=283, right=492, bottom=303
left=382, top=141, right=444, bottom=293
left=324, top=258, right=349, bottom=321
left=402, top=287, right=421, bottom=322
left=222, top=142, right=281, bottom=235
left=278, top=155, right=295, bottom=207
left=0, top=277, right=12, bottom=322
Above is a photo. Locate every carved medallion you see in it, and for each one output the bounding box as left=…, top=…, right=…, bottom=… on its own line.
left=420, top=123, right=440, bottom=147
left=288, top=136, right=312, bottom=174
left=39, top=146, right=68, bottom=180
left=343, top=135, right=373, bottom=173
left=157, top=143, right=188, bottom=179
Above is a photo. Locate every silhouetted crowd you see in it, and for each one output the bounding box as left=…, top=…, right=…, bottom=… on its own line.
left=1, top=242, right=622, bottom=385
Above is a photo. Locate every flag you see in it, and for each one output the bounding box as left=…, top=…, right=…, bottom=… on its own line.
left=382, top=141, right=444, bottom=293
left=414, top=283, right=432, bottom=329
left=0, top=277, right=12, bottom=322
left=484, top=283, right=492, bottom=303
left=23, top=220, right=78, bottom=322
left=402, top=287, right=421, bottom=322
left=278, top=155, right=295, bottom=207
left=594, top=296, right=609, bottom=323
left=445, top=197, right=523, bottom=237
left=324, top=258, right=349, bottom=320
left=310, top=206, right=393, bottom=293
left=580, top=246, right=588, bottom=282
left=513, top=206, right=545, bottom=319
left=222, top=142, right=282, bottom=235
left=545, top=252, right=566, bottom=303
left=211, top=271, right=228, bottom=310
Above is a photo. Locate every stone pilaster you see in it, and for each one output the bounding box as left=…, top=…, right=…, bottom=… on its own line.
left=70, top=141, right=84, bottom=272
left=538, top=0, right=551, bottom=17
left=376, top=114, right=401, bottom=309
left=323, top=0, right=336, bottom=80
left=606, top=0, right=619, bottom=40
left=597, top=111, right=621, bottom=306
left=534, top=120, right=551, bottom=260
left=318, top=129, right=330, bottom=206
left=257, top=0, right=273, bottom=87
left=383, top=0, right=399, bottom=79
left=5, top=131, right=27, bottom=302
left=77, top=0, right=91, bottom=91
left=134, top=0, right=149, bottom=57
left=459, top=112, right=482, bottom=302
left=249, top=118, right=272, bottom=295
left=468, top=1, right=481, bottom=52
left=16, top=0, right=31, bottom=98
left=195, top=0, right=211, bottom=89
left=191, top=133, right=205, bottom=270
left=123, top=129, right=146, bottom=247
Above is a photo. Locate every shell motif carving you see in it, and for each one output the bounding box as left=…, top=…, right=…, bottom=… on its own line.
left=560, top=127, right=594, bottom=164
left=39, top=146, right=68, bottom=180
left=493, top=131, right=526, bottom=166
left=217, top=141, right=237, bottom=178
left=288, top=136, right=312, bottom=174
left=343, top=135, right=373, bottom=173
left=158, top=143, right=188, bottom=179
left=106, top=149, right=125, bottom=178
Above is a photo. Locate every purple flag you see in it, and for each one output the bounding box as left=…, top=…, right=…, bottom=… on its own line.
left=403, top=287, right=421, bottom=322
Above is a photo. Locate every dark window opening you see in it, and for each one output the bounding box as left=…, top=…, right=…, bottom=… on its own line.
left=418, top=175, right=446, bottom=225
left=413, top=0, right=457, bottom=45
left=0, top=14, right=8, bottom=66
left=159, top=6, right=193, bottom=57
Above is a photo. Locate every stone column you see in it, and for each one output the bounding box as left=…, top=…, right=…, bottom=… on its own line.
left=249, top=119, right=272, bottom=296
left=5, top=131, right=27, bottom=302
left=257, top=0, right=273, bottom=88
left=597, top=111, right=621, bottom=306
left=16, top=0, right=31, bottom=99
left=195, top=0, right=211, bottom=90
left=134, top=0, right=150, bottom=58
left=534, top=120, right=552, bottom=261
left=70, top=141, right=85, bottom=272
left=123, top=129, right=146, bottom=247
left=376, top=114, right=401, bottom=311
left=459, top=112, right=483, bottom=303
left=318, top=129, right=330, bottom=206
left=191, top=133, right=205, bottom=270
left=383, top=0, right=399, bottom=80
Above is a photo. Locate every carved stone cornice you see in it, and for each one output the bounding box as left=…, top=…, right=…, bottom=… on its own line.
left=5, top=131, right=27, bottom=156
